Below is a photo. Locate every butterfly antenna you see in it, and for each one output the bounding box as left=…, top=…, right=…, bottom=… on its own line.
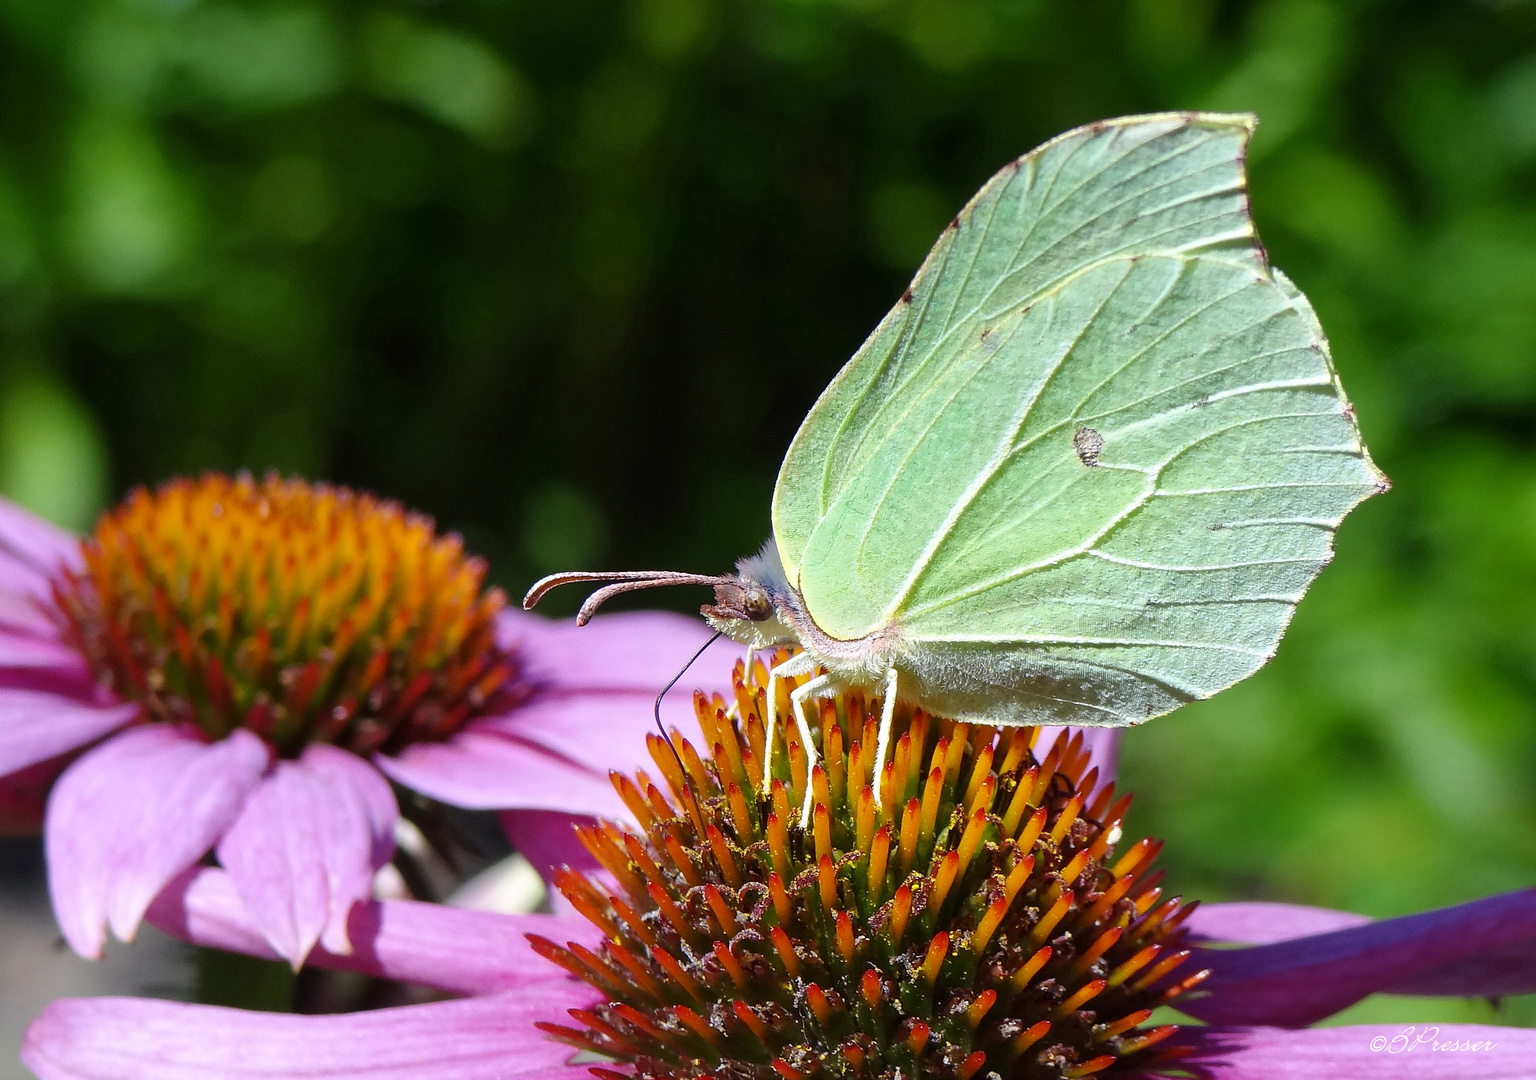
left=523, top=570, right=734, bottom=623
left=655, top=630, right=723, bottom=823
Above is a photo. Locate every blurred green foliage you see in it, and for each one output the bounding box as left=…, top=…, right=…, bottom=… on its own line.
left=2, top=0, right=1536, bottom=1022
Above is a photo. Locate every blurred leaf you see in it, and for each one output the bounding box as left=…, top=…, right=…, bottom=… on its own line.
left=180, top=2, right=340, bottom=110
left=248, top=154, right=332, bottom=243
left=71, top=3, right=173, bottom=109
left=868, top=178, right=950, bottom=270
left=1263, top=148, right=1405, bottom=265
left=1418, top=212, right=1536, bottom=402
left=900, top=0, right=996, bottom=70
left=1207, top=0, right=1345, bottom=157
left=0, top=369, right=107, bottom=532
left=522, top=484, right=610, bottom=573
left=61, top=112, right=197, bottom=292
left=0, top=167, right=37, bottom=292
left=633, top=0, right=715, bottom=59
left=1124, top=0, right=1216, bottom=78
left=364, top=12, right=531, bottom=148
left=1489, top=54, right=1536, bottom=162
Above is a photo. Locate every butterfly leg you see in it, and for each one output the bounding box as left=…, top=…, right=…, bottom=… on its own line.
left=790, top=672, right=838, bottom=828
left=870, top=666, right=900, bottom=811
left=763, top=651, right=817, bottom=799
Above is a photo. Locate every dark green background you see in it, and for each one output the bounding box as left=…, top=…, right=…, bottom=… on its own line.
left=2, top=0, right=1534, bottom=1027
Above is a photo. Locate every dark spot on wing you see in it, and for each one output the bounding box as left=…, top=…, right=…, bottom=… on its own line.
left=1073, top=427, right=1103, bottom=467
left=979, top=327, right=992, bottom=341
left=900, top=287, right=913, bottom=304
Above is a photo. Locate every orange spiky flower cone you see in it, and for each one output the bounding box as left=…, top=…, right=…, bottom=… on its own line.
left=532, top=652, right=1206, bottom=1080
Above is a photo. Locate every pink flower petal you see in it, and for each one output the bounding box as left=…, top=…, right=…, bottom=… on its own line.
left=299, top=743, right=398, bottom=869
left=0, top=689, right=138, bottom=777
left=473, top=692, right=704, bottom=788
left=0, top=568, right=63, bottom=636
left=499, top=809, right=606, bottom=916
left=378, top=730, right=627, bottom=818
left=146, top=866, right=601, bottom=996
left=499, top=608, right=736, bottom=694
left=1184, top=1024, right=1536, bottom=1079
left=1185, top=887, right=1536, bottom=1028
left=23, top=989, right=594, bottom=1080
left=1384, top=936, right=1536, bottom=999
left=216, top=750, right=393, bottom=967
left=499, top=810, right=599, bottom=882
left=0, top=630, right=86, bottom=674
left=0, top=495, right=81, bottom=579
left=1186, top=901, right=1372, bottom=945
left=46, top=725, right=270, bottom=957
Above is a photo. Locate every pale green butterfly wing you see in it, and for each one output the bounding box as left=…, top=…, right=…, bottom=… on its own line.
left=775, top=112, right=1269, bottom=615
left=772, top=113, right=1386, bottom=727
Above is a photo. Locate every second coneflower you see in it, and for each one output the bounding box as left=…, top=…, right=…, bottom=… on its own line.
left=535, top=652, right=1201, bottom=1080
left=0, top=474, right=732, bottom=968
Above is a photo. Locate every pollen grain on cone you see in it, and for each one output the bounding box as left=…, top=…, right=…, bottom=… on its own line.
left=535, top=652, right=1204, bottom=1080
left=51, top=472, right=516, bottom=756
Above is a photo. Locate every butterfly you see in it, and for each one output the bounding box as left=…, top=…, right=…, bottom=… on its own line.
left=525, top=112, right=1388, bottom=824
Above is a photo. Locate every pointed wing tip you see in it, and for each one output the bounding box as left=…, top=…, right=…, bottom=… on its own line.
left=1095, top=110, right=1258, bottom=137
left=1187, top=110, right=1258, bottom=133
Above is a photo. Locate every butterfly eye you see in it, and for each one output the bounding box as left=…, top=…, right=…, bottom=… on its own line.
left=742, top=589, right=773, bottom=621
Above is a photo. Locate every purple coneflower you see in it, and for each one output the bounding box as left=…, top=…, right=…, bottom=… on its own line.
left=0, top=474, right=730, bottom=967
left=21, top=658, right=1536, bottom=1079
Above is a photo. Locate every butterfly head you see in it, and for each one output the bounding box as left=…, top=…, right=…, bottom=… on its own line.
left=520, top=538, right=798, bottom=649
left=701, top=540, right=798, bottom=648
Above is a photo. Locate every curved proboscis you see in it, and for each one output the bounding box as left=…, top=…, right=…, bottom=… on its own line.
left=523, top=570, right=736, bottom=625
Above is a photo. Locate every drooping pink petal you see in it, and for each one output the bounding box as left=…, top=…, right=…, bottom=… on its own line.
left=46, top=725, right=270, bottom=957
left=471, top=609, right=739, bottom=787
left=1183, top=1024, right=1536, bottom=1079
left=476, top=692, right=706, bottom=787
left=0, top=565, right=63, bottom=636
left=299, top=743, right=398, bottom=869
left=1186, top=901, right=1372, bottom=945
left=23, top=989, right=594, bottom=1080
left=499, top=809, right=599, bottom=882
left=498, top=607, right=735, bottom=695
left=0, top=495, right=82, bottom=578
left=0, top=689, right=138, bottom=777
left=216, top=748, right=394, bottom=967
left=499, top=808, right=607, bottom=915
left=378, top=730, right=627, bottom=818
left=1384, top=936, right=1536, bottom=999
left=146, top=865, right=601, bottom=996
left=0, top=630, right=86, bottom=674
left=1184, top=887, right=1536, bottom=1027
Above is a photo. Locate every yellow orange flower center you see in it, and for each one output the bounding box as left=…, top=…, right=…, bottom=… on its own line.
left=51, top=473, right=517, bottom=756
